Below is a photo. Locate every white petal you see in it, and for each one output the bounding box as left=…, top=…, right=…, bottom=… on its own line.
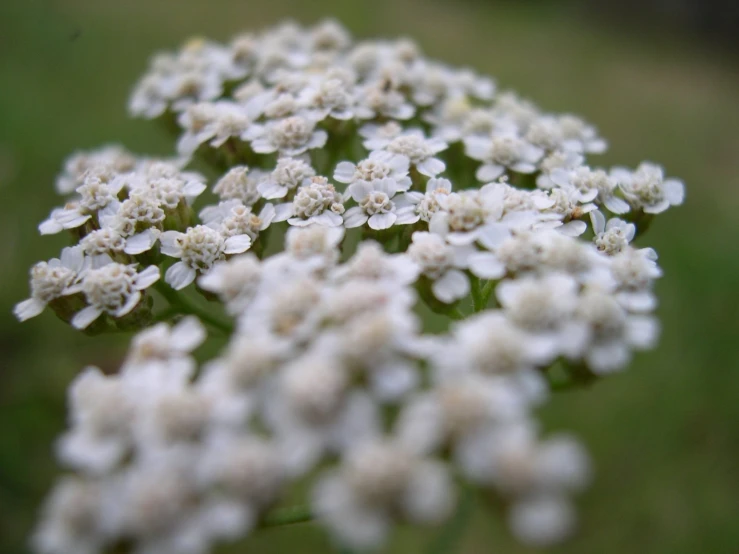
left=468, top=253, right=506, bottom=279
left=71, top=306, right=103, bottom=329
left=257, top=180, right=287, bottom=199
left=14, top=298, right=46, bottom=321
left=343, top=207, right=369, bottom=228
left=165, top=262, right=197, bottom=290
left=134, top=266, right=161, bottom=289
left=273, top=202, right=294, bottom=221
left=416, top=157, right=445, bottom=177
left=475, top=164, right=504, bottom=182
left=333, top=161, right=356, bottom=183
left=368, top=212, right=397, bottom=230
left=159, top=231, right=183, bottom=257
left=477, top=222, right=511, bottom=250
left=38, top=218, right=63, bottom=235
left=402, top=462, right=454, bottom=524
left=432, top=269, right=469, bottom=303
left=558, top=220, right=587, bottom=237
left=61, top=246, right=86, bottom=272
left=224, top=234, right=252, bottom=254
left=663, top=179, right=685, bottom=205
left=124, top=229, right=159, bottom=255
left=114, top=291, right=141, bottom=317
left=603, top=195, right=630, bottom=215
left=170, top=317, right=207, bottom=351
left=370, top=363, right=418, bottom=401
left=589, top=210, right=606, bottom=234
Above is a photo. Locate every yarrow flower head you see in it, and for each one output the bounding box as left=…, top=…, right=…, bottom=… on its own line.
left=17, top=19, right=685, bottom=554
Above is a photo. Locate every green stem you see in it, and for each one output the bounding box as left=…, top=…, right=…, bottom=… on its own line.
left=154, top=282, right=233, bottom=334
left=448, top=308, right=466, bottom=321
left=480, top=279, right=497, bottom=308
left=261, top=505, right=313, bottom=528
left=426, top=484, right=475, bottom=554
left=470, top=276, right=484, bottom=312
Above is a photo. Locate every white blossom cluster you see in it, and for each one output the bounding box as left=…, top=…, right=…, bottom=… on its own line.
left=17, top=19, right=685, bottom=554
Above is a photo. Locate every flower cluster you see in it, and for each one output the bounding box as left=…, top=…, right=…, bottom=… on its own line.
left=18, top=19, right=683, bottom=554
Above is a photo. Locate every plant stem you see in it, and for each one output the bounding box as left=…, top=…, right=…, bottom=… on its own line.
left=480, top=279, right=497, bottom=308
left=261, top=504, right=313, bottom=528
left=426, top=484, right=475, bottom=554
left=154, top=282, right=233, bottom=334
left=470, top=276, right=484, bottom=312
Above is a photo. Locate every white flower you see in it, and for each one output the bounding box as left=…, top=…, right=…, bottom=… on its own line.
left=55, top=145, right=136, bottom=195
left=407, top=231, right=473, bottom=303
left=161, top=225, right=252, bottom=290
left=69, top=263, right=161, bottom=329
left=358, top=121, right=403, bottom=150
left=394, top=177, right=453, bottom=225
left=282, top=177, right=345, bottom=227
left=612, top=162, right=685, bottom=214
left=313, top=440, right=454, bottom=549
left=334, top=151, right=411, bottom=191
left=213, top=166, right=265, bottom=206
left=14, top=246, right=88, bottom=321
left=571, top=289, right=659, bottom=373
left=32, top=477, right=109, bottom=554
left=200, top=200, right=275, bottom=241
left=355, top=82, right=415, bottom=120
left=551, top=166, right=630, bottom=214
left=299, top=77, right=357, bottom=120
left=383, top=130, right=448, bottom=177
left=609, top=247, right=662, bottom=312
left=39, top=173, right=124, bottom=235
left=249, top=116, right=328, bottom=157
left=257, top=157, right=315, bottom=199
left=330, top=240, right=419, bottom=286
left=343, top=178, right=405, bottom=230
left=198, top=255, right=263, bottom=315
left=590, top=212, right=635, bottom=255
left=496, top=273, right=585, bottom=359
left=465, top=133, right=543, bottom=181
left=177, top=99, right=264, bottom=157
left=125, top=316, right=206, bottom=366
left=80, top=227, right=161, bottom=258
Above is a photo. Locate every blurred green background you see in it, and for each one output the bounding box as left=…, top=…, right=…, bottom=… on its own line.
left=1, top=1, right=738, bottom=553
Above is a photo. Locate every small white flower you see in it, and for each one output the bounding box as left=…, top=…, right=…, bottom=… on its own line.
left=590, top=212, right=635, bottom=255
left=383, top=130, right=448, bottom=177
left=200, top=199, right=275, bottom=241
left=394, top=177, right=454, bottom=225
left=612, top=162, right=685, bottom=214
left=299, top=77, right=357, bottom=120
left=465, top=133, right=543, bottom=181
left=282, top=177, right=345, bottom=227
left=313, top=440, right=454, bottom=549
left=249, top=116, right=328, bottom=157
left=343, top=178, right=405, bottom=230
left=69, top=263, right=161, bottom=329
left=551, top=166, right=630, bottom=214
left=610, top=246, right=662, bottom=312
left=198, top=254, right=263, bottom=315
left=358, top=121, right=404, bottom=150
left=407, top=231, right=474, bottom=303
left=355, top=82, right=415, bottom=120
left=213, top=166, right=264, bottom=206
left=572, top=289, right=659, bottom=373
left=496, top=273, right=585, bottom=359
left=14, top=246, right=88, bottom=321
left=334, top=151, right=411, bottom=191
left=161, top=225, right=251, bottom=290
left=258, top=157, right=315, bottom=200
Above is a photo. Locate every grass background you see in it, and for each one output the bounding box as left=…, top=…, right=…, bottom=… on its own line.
left=1, top=0, right=738, bottom=552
